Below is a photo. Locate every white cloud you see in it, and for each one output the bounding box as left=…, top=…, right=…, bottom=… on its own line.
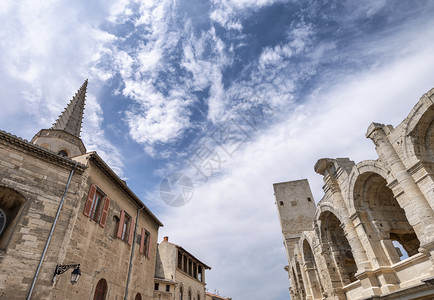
left=154, top=21, right=434, bottom=300
left=0, top=0, right=125, bottom=173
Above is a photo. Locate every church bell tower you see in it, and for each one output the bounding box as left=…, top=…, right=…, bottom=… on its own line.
left=31, top=80, right=88, bottom=158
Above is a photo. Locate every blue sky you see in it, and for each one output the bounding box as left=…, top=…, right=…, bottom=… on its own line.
left=2, top=1, right=434, bottom=299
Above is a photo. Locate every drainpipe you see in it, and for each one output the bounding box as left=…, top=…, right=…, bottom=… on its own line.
left=26, top=162, right=77, bottom=300
left=124, top=205, right=145, bottom=300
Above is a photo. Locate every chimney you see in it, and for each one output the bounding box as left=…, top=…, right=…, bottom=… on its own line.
left=163, top=236, right=169, bottom=242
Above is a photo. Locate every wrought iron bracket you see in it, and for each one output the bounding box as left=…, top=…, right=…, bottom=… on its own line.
left=54, top=264, right=80, bottom=275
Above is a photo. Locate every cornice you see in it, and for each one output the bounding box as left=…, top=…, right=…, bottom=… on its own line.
left=0, top=129, right=86, bottom=174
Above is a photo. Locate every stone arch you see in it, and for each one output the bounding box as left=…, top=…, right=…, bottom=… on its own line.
left=347, top=160, right=390, bottom=215
left=188, top=287, right=192, bottom=300
left=300, top=237, right=323, bottom=299
left=318, top=209, right=358, bottom=287
left=352, top=170, right=420, bottom=263
left=0, top=185, right=27, bottom=249
left=179, top=283, right=184, bottom=300
left=402, top=90, right=434, bottom=161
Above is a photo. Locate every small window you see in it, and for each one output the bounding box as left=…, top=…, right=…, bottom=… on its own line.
left=84, top=185, right=110, bottom=227
left=0, top=187, right=27, bottom=250
left=121, top=214, right=132, bottom=242
left=135, top=293, right=142, bottom=300
left=166, top=285, right=170, bottom=292
left=279, top=201, right=284, bottom=206
left=154, top=283, right=159, bottom=291
left=180, top=286, right=183, bottom=300
left=57, top=149, right=68, bottom=157
left=90, top=190, right=104, bottom=222
left=307, top=197, right=312, bottom=202
left=116, top=210, right=134, bottom=244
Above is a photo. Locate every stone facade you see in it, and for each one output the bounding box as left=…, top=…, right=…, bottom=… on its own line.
left=0, top=81, right=163, bottom=299
left=154, top=237, right=210, bottom=300
left=275, top=87, right=434, bottom=299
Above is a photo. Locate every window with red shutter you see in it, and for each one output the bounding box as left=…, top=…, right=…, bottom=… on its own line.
left=139, top=228, right=145, bottom=254
left=84, top=184, right=97, bottom=217
left=127, top=217, right=135, bottom=245
left=99, top=197, right=110, bottom=227
left=84, top=185, right=109, bottom=226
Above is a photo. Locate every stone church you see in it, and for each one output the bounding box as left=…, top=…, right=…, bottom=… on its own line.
left=0, top=80, right=163, bottom=299
left=275, top=88, right=434, bottom=299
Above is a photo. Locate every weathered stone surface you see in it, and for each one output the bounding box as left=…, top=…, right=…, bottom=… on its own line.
left=275, top=88, right=434, bottom=299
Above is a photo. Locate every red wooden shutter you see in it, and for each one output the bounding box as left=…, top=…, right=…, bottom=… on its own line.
left=117, top=210, right=125, bottom=239
left=83, top=184, right=97, bottom=217
left=127, top=218, right=135, bottom=246
left=147, top=233, right=151, bottom=258
left=99, top=197, right=111, bottom=227
left=139, top=228, right=145, bottom=254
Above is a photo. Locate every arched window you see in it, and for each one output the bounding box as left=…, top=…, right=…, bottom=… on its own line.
left=302, top=240, right=322, bottom=298
left=93, top=279, right=108, bottom=300
left=135, top=293, right=142, bottom=300
left=179, top=286, right=183, bottom=300
left=0, top=186, right=26, bottom=249
left=188, top=290, right=192, bottom=300
left=197, top=293, right=201, bottom=300
left=57, top=149, right=68, bottom=157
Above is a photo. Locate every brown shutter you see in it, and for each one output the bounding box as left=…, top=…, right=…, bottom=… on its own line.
left=147, top=233, right=151, bottom=258
left=83, top=184, right=97, bottom=217
left=117, top=210, right=125, bottom=239
left=127, top=218, right=135, bottom=246
left=99, top=197, right=111, bottom=227
left=139, top=228, right=145, bottom=254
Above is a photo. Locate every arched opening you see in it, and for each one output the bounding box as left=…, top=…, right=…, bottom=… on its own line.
left=179, top=286, right=183, bottom=300
left=57, top=149, right=69, bottom=157
left=302, top=240, right=322, bottom=298
left=93, top=278, right=108, bottom=300
left=0, top=186, right=26, bottom=249
left=188, top=289, right=192, bottom=300
left=320, top=211, right=358, bottom=286
left=354, top=173, right=420, bottom=263
left=135, top=293, right=142, bottom=300
left=197, top=292, right=201, bottom=300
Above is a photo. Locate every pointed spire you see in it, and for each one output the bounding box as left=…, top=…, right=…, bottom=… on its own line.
left=52, top=79, right=88, bottom=137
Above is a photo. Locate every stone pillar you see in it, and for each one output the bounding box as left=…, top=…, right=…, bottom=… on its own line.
left=317, top=163, right=371, bottom=271
left=303, top=261, right=322, bottom=299
left=316, top=159, right=381, bottom=297
left=298, top=259, right=313, bottom=299
left=366, top=123, right=434, bottom=246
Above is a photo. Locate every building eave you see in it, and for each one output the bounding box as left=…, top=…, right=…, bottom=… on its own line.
left=0, top=129, right=86, bottom=173
left=174, top=244, right=211, bottom=270
left=87, top=151, right=163, bottom=227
